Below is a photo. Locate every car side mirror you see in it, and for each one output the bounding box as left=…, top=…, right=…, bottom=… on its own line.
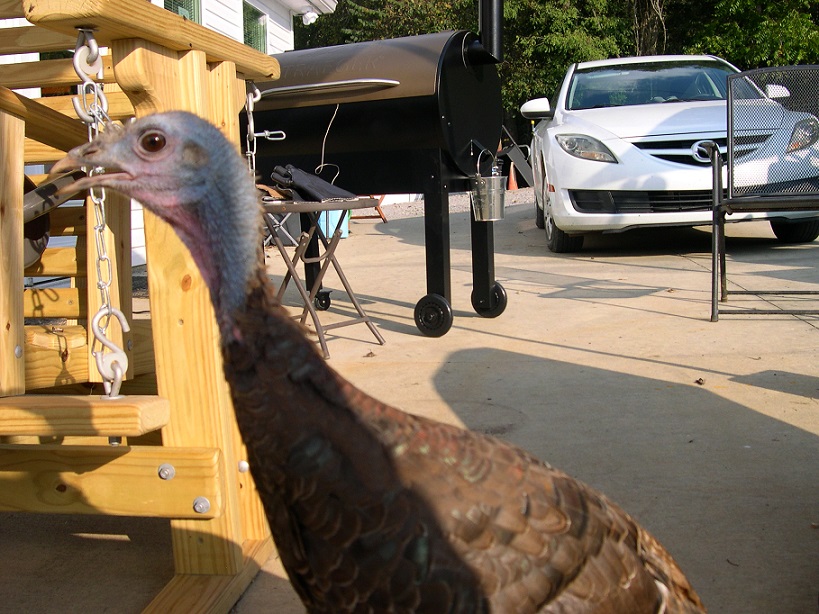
left=765, top=84, right=790, bottom=99
left=521, top=97, right=554, bottom=120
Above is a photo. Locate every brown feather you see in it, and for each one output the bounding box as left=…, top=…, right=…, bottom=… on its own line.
left=223, top=268, right=706, bottom=613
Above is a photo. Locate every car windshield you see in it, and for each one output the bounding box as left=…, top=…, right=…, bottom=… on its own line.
left=566, top=60, right=748, bottom=110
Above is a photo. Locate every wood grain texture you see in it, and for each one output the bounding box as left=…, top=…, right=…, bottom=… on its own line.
left=0, top=394, right=169, bottom=436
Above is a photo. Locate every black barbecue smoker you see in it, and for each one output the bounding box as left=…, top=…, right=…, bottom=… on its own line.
left=244, top=1, right=506, bottom=337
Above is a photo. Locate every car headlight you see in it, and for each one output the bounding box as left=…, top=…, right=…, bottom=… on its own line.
left=555, top=134, right=617, bottom=162
left=787, top=117, right=819, bottom=153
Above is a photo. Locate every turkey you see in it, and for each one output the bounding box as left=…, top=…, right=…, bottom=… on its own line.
left=52, top=111, right=706, bottom=613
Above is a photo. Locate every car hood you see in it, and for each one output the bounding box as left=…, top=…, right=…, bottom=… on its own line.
left=562, top=100, right=786, bottom=139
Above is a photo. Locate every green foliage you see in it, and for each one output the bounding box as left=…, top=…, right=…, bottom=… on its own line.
left=684, top=0, right=819, bottom=68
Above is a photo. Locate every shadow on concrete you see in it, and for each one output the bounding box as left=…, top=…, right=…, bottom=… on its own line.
left=432, top=346, right=819, bottom=614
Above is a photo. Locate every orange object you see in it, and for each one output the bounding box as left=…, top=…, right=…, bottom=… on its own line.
left=507, top=161, right=518, bottom=190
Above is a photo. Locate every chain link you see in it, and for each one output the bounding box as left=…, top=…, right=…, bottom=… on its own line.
left=244, top=82, right=285, bottom=176
left=72, top=29, right=129, bottom=401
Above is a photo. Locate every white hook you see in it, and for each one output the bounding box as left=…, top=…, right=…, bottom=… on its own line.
left=91, top=307, right=130, bottom=398
left=72, top=31, right=107, bottom=125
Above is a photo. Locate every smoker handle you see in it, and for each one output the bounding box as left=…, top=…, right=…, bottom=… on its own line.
left=258, top=78, right=400, bottom=98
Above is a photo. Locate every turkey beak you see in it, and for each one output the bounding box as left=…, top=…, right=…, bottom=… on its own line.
left=51, top=142, right=124, bottom=197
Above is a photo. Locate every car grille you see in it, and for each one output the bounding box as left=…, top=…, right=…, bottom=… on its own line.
left=570, top=189, right=714, bottom=213
left=631, top=134, right=772, bottom=165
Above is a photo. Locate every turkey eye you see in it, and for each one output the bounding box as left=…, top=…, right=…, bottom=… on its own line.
left=140, top=132, right=166, bottom=153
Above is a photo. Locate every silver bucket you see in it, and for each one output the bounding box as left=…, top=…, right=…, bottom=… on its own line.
left=470, top=173, right=505, bottom=221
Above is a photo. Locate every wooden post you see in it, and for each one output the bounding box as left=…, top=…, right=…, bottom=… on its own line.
left=0, top=110, right=25, bottom=397
left=111, top=39, right=271, bottom=594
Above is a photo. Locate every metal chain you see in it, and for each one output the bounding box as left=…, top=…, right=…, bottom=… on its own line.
left=244, top=82, right=285, bottom=175
left=72, top=29, right=129, bottom=403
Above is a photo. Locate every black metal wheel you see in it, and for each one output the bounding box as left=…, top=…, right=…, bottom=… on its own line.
left=414, top=293, right=453, bottom=337
left=471, top=282, right=507, bottom=318
left=314, top=291, right=332, bottom=311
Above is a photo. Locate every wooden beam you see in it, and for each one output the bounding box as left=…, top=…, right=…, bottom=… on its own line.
left=0, top=110, right=25, bottom=396
left=24, top=0, right=279, bottom=80
left=0, top=444, right=224, bottom=518
left=0, top=0, right=24, bottom=19
left=36, top=89, right=135, bottom=121
left=24, top=245, right=83, bottom=277
left=0, top=56, right=117, bottom=89
left=24, top=324, right=89, bottom=390
left=0, top=23, right=76, bottom=55
left=144, top=538, right=275, bottom=614
left=0, top=394, right=169, bottom=436
left=23, top=287, right=84, bottom=319
left=0, top=86, right=88, bottom=151
left=46, top=204, right=88, bottom=237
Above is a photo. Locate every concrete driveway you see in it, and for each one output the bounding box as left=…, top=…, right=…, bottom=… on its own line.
left=2, top=189, right=817, bottom=613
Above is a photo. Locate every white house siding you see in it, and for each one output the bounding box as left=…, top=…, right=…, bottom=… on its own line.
left=202, top=0, right=244, bottom=43
left=258, top=1, right=296, bottom=54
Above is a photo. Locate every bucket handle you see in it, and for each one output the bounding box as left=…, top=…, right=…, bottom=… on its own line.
left=476, top=147, right=496, bottom=177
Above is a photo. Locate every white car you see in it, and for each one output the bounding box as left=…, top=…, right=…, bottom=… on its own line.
left=521, top=55, right=819, bottom=252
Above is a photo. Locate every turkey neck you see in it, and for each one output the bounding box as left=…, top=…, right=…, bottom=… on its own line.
left=220, top=267, right=400, bottom=494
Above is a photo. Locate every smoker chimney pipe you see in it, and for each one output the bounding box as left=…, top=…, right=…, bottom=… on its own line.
left=479, top=0, right=503, bottom=63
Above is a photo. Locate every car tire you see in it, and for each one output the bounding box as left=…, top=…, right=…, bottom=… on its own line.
left=545, top=206, right=584, bottom=253
left=770, top=219, right=819, bottom=243
left=534, top=194, right=545, bottom=229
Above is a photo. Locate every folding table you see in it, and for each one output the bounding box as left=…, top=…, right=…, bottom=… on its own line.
left=262, top=197, right=385, bottom=358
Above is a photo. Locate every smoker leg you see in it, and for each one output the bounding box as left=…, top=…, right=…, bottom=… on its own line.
left=415, top=173, right=454, bottom=337
left=469, top=209, right=507, bottom=318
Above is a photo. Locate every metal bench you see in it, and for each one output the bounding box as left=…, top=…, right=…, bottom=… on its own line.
left=709, top=65, right=819, bottom=321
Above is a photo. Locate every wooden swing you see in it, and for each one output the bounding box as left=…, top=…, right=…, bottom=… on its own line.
left=0, top=1, right=280, bottom=610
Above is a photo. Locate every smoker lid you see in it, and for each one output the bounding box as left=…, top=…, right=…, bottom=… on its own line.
left=255, top=31, right=469, bottom=110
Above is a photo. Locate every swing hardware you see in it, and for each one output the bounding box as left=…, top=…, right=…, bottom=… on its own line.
left=245, top=82, right=286, bottom=174
left=71, top=29, right=109, bottom=126
left=255, top=130, right=287, bottom=141
left=91, top=307, right=130, bottom=399
left=72, top=29, right=129, bottom=401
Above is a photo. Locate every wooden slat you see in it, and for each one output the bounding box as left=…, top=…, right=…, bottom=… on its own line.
left=0, top=0, right=24, bottom=19
left=48, top=204, right=87, bottom=236
left=0, top=110, right=25, bottom=396
left=24, top=245, right=83, bottom=277
left=23, top=287, right=84, bottom=319
left=0, top=444, right=224, bottom=518
left=24, top=139, right=72, bottom=162
left=36, top=89, right=134, bottom=120
left=24, top=324, right=89, bottom=389
left=144, top=538, right=275, bottom=614
left=0, top=394, right=170, bottom=436
left=0, top=56, right=116, bottom=89
left=0, top=23, right=76, bottom=55
left=0, top=86, right=88, bottom=151
left=23, top=321, right=155, bottom=391
left=24, top=0, right=279, bottom=80
left=130, top=319, right=156, bottom=377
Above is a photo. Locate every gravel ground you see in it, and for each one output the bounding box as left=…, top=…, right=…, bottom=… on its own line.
left=376, top=187, right=533, bottom=219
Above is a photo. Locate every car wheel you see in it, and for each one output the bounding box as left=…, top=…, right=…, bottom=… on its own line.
left=544, top=205, right=584, bottom=253
left=534, top=192, right=545, bottom=229
left=770, top=219, right=819, bottom=243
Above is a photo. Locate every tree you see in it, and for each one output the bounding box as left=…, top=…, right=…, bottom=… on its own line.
left=684, top=0, right=819, bottom=68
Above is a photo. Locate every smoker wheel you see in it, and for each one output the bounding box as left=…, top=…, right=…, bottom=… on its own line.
left=414, top=293, right=453, bottom=337
left=471, top=282, right=507, bottom=318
